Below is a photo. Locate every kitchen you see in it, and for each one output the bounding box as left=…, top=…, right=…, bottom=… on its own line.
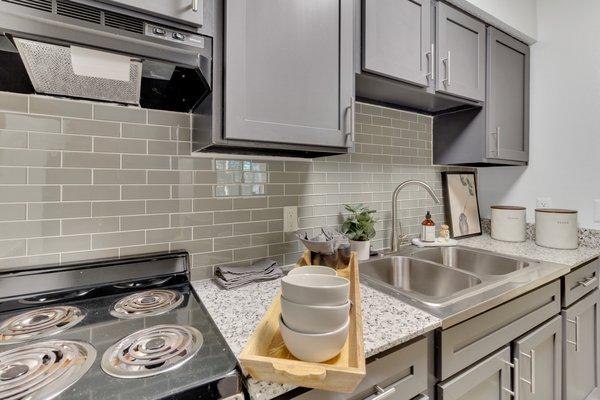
left=0, top=0, right=597, bottom=399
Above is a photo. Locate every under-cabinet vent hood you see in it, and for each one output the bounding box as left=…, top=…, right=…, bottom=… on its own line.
left=14, top=38, right=142, bottom=104
left=0, top=0, right=213, bottom=112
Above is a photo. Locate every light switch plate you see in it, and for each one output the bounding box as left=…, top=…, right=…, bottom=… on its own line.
left=283, top=206, right=298, bottom=232
left=536, top=197, right=552, bottom=208
left=595, top=200, right=600, bottom=222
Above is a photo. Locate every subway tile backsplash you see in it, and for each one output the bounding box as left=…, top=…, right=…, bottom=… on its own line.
left=0, top=91, right=466, bottom=279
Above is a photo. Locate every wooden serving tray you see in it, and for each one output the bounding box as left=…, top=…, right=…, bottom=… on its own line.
left=239, top=250, right=366, bottom=393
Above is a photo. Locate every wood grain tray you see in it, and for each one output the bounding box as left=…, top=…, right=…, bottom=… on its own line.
left=239, top=250, right=366, bottom=393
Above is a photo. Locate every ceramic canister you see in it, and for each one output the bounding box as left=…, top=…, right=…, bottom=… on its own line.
left=535, top=208, right=579, bottom=249
left=491, top=205, right=526, bottom=242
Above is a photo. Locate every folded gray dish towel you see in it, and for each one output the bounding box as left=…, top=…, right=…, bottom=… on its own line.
left=214, top=259, right=283, bottom=290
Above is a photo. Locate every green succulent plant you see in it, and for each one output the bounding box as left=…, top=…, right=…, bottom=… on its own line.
left=342, top=203, right=377, bottom=242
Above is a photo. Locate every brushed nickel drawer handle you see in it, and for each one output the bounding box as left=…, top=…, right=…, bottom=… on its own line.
left=371, top=385, right=397, bottom=400
left=192, top=0, right=199, bottom=12
left=577, top=276, right=598, bottom=287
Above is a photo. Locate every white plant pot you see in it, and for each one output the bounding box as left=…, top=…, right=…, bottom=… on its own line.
left=350, top=240, right=370, bottom=261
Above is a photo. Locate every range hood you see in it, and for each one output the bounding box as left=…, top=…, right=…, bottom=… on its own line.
left=0, top=0, right=213, bottom=113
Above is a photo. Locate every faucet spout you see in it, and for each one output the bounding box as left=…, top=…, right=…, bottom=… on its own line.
left=390, top=180, right=441, bottom=252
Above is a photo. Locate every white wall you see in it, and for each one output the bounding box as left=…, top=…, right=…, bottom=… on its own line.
left=447, top=0, right=538, bottom=43
left=478, top=0, right=600, bottom=229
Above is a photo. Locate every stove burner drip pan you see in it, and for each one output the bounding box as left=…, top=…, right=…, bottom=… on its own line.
left=0, top=340, right=96, bottom=400
left=0, top=307, right=85, bottom=345
left=110, top=289, right=183, bottom=319
left=101, top=325, right=203, bottom=378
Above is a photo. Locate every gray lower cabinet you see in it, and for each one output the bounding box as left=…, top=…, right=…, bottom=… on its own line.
left=100, top=0, right=204, bottom=27
left=435, top=2, right=486, bottom=102
left=362, top=0, right=431, bottom=87
left=292, top=337, right=428, bottom=400
left=485, top=27, right=530, bottom=163
left=438, top=346, right=512, bottom=400
left=224, top=0, right=354, bottom=150
left=513, top=315, right=562, bottom=400
left=562, top=289, right=600, bottom=400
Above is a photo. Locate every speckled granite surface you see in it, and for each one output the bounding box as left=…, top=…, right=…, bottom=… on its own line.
left=459, top=233, right=600, bottom=268
left=192, top=279, right=440, bottom=400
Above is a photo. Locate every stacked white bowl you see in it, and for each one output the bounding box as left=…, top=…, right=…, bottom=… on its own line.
left=279, top=266, right=351, bottom=362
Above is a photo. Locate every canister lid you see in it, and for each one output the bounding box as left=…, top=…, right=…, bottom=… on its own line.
left=535, top=208, right=577, bottom=214
left=491, top=205, right=526, bottom=210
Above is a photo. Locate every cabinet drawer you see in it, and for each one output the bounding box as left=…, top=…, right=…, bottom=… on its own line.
left=563, top=259, right=599, bottom=307
left=438, top=281, right=561, bottom=380
left=293, top=337, right=428, bottom=400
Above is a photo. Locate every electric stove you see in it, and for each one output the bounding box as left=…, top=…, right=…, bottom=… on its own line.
left=0, top=251, right=243, bottom=400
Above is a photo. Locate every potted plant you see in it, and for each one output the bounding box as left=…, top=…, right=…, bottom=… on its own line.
left=341, top=204, right=377, bottom=261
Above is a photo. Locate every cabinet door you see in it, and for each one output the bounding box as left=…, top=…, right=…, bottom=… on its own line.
left=363, top=0, right=431, bottom=87
left=486, top=27, right=530, bottom=162
left=225, top=0, right=354, bottom=149
left=435, top=3, right=485, bottom=102
left=563, top=289, right=600, bottom=400
left=102, top=0, right=204, bottom=27
left=438, top=346, right=512, bottom=400
left=514, top=315, right=562, bottom=400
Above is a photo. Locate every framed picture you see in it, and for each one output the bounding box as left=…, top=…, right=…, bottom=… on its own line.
left=441, top=172, right=482, bottom=238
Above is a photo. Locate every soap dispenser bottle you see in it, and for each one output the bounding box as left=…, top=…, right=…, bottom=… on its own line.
left=421, top=211, right=435, bottom=242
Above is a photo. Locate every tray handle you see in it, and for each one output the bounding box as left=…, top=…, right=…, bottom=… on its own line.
left=272, top=362, right=327, bottom=381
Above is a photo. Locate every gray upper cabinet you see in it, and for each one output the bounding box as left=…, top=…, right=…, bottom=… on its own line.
left=562, top=289, right=600, bottom=400
left=225, top=0, right=354, bottom=150
left=486, top=27, right=530, bottom=162
left=363, top=0, right=431, bottom=87
left=438, top=346, right=512, bottom=400
left=514, top=315, right=562, bottom=400
left=436, top=2, right=486, bottom=102
left=101, top=0, right=204, bottom=27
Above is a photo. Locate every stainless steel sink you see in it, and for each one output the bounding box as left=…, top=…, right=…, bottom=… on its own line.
left=410, top=247, right=531, bottom=275
left=359, top=256, right=482, bottom=306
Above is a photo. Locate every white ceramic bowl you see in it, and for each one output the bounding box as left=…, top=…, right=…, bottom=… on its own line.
left=281, top=296, right=350, bottom=334
left=281, top=274, right=349, bottom=306
left=287, top=266, right=336, bottom=276
left=279, top=315, right=349, bottom=362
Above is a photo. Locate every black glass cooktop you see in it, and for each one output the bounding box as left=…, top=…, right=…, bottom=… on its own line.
left=0, top=253, right=241, bottom=400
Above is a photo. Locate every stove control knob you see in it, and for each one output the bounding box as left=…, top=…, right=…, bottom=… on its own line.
left=152, top=27, right=166, bottom=36
left=172, top=32, right=185, bottom=41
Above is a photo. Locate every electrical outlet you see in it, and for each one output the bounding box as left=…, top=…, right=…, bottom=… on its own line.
left=283, top=206, right=298, bottom=232
left=536, top=197, right=552, bottom=208
left=595, top=200, right=600, bottom=223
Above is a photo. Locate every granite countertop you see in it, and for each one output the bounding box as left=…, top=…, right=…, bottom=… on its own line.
left=459, top=233, right=600, bottom=268
left=192, top=279, right=441, bottom=400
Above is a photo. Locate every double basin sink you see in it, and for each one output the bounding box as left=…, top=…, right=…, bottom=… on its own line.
left=360, top=247, right=535, bottom=309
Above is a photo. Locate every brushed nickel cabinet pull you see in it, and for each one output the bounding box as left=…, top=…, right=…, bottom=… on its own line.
left=520, top=350, right=535, bottom=393
left=441, top=50, right=451, bottom=86
left=192, top=0, right=199, bottom=12
left=502, top=358, right=519, bottom=399
left=426, top=43, right=435, bottom=81
left=371, top=385, right=396, bottom=400
left=567, top=316, right=580, bottom=352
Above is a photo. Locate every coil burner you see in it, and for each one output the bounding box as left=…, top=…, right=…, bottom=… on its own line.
left=101, top=325, right=203, bottom=378
left=0, top=340, right=96, bottom=400
left=110, top=290, right=183, bottom=319
left=0, top=307, right=85, bottom=345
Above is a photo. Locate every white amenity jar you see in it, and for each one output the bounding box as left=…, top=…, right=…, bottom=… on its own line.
left=491, top=205, right=526, bottom=242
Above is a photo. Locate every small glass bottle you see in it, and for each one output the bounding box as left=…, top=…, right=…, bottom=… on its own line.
left=421, top=211, right=435, bottom=242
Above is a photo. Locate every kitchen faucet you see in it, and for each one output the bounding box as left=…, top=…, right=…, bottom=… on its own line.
left=390, top=180, right=441, bottom=252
